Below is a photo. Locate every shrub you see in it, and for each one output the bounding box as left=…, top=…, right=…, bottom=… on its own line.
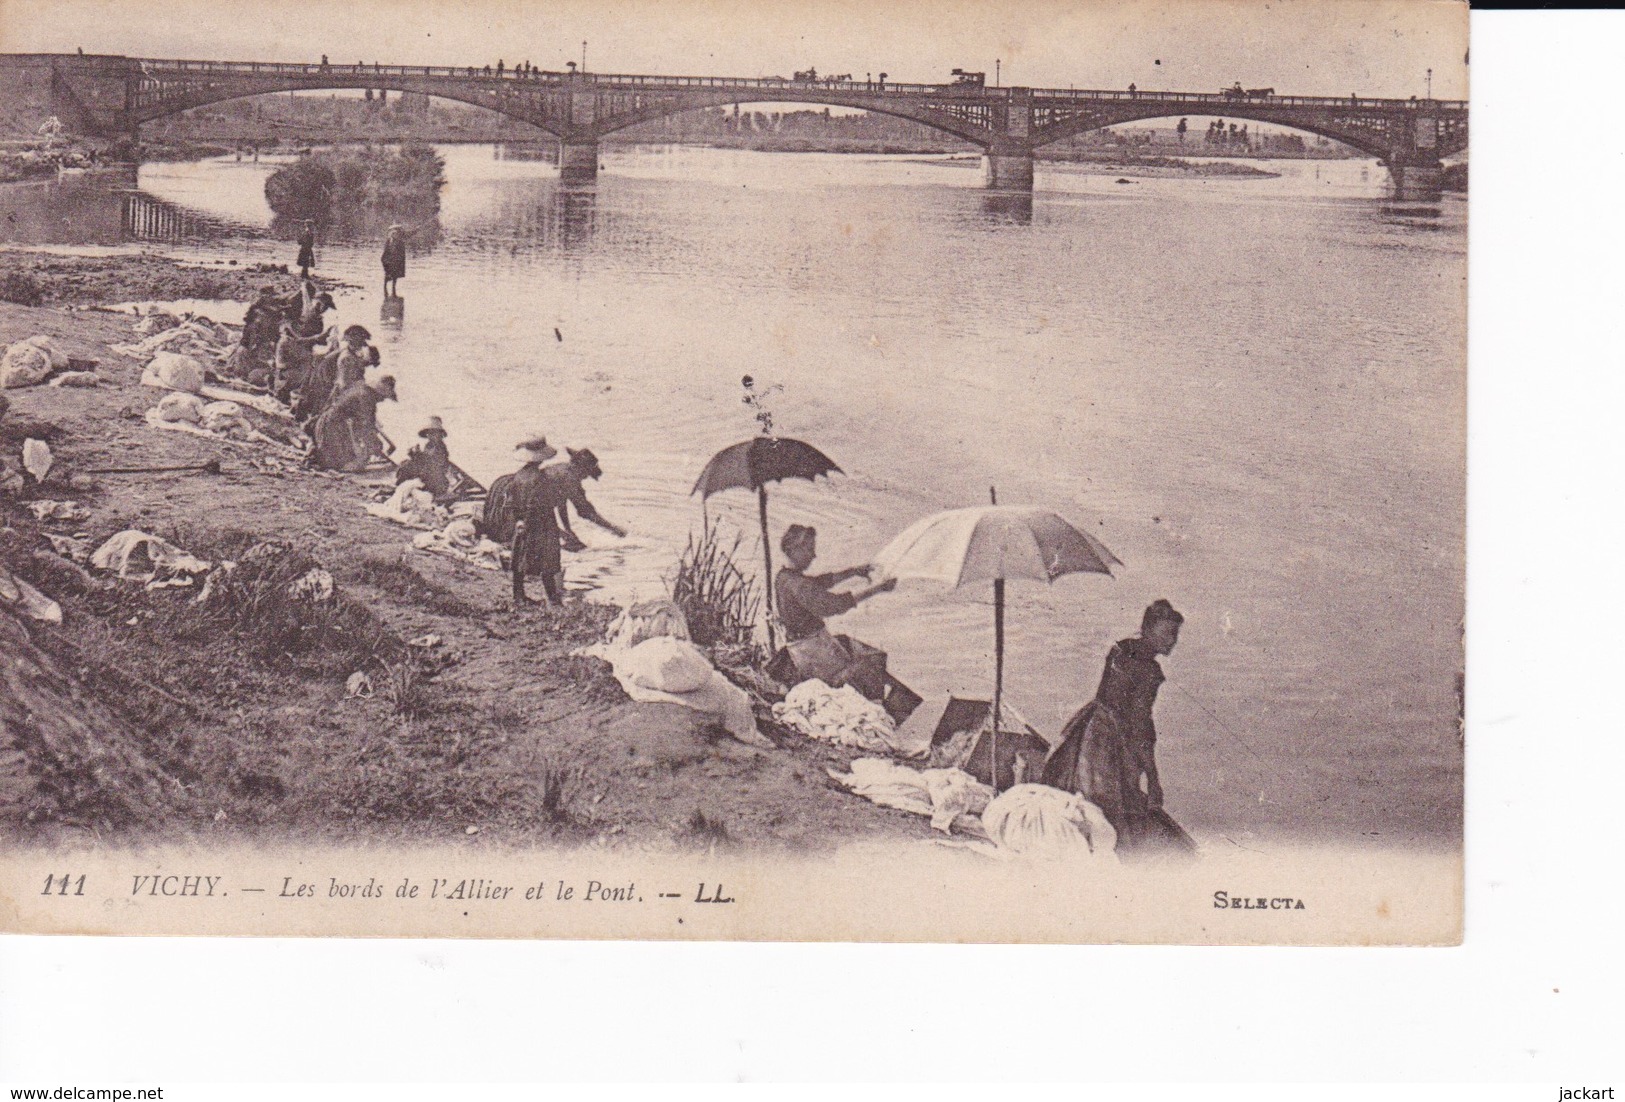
left=0, top=271, right=45, bottom=307
left=668, top=519, right=762, bottom=649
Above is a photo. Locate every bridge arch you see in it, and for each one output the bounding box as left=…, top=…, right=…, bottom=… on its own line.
left=1029, top=103, right=1466, bottom=162
left=127, top=77, right=565, bottom=138
left=584, top=89, right=993, bottom=147
left=1032, top=107, right=1389, bottom=159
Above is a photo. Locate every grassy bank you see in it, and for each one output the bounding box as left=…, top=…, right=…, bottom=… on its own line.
left=0, top=279, right=929, bottom=852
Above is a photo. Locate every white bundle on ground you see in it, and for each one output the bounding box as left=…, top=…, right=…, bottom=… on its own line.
left=48, top=371, right=100, bottom=388
left=579, top=634, right=772, bottom=748
left=0, top=563, right=62, bottom=624
left=606, top=599, right=690, bottom=649
left=827, top=757, right=995, bottom=835
left=116, top=320, right=232, bottom=363
left=2, top=336, right=65, bottom=389
left=772, top=678, right=899, bottom=753
left=199, top=400, right=255, bottom=438
left=366, top=478, right=448, bottom=530
left=21, top=439, right=52, bottom=482
left=140, top=351, right=206, bottom=394
left=25, top=500, right=90, bottom=524
left=90, top=530, right=212, bottom=589
left=153, top=391, right=206, bottom=424
left=979, top=783, right=1117, bottom=860
left=133, top=312, right=181, bottom=337
left=411, top=515, right=506, bottom=570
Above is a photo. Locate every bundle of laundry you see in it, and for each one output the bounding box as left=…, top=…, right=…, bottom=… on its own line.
left=2, top=335, right=68, bottom=389
left=772, top=678, right=904, bottom=754
left=826, top=757, right=994, bottom=835
left=0, top=563, right=62, bottom=624
left=411, top=514, right=506, bottom=570
left=979, top=783, right=1118, bottom=861
left=581, top=634, right=771, bottom=748
left=90, top=530, right=212, bottom=590
left=367, top=478, right=449, bottom=530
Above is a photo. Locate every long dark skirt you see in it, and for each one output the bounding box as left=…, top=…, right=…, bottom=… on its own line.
left=482, top=476, right=560, bottom=577
left=1043, top=702, right=1140, bottom=827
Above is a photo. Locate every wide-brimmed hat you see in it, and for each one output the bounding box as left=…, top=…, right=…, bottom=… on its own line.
left=343, top=324, right=371, bottom=343
left=314, top=292, right=335, bottom=309
left=369, top=374, right=398, bottom=401
left=567, top=447, right=603, bottom=480
left=419, top=416, right=447, bottom=438
left=517, top=435, right=558, bottom=461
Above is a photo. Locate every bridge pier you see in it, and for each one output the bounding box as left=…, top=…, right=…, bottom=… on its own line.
left=982, top=144, right=1035, bottom=192
left=558, top=139, right=599, bottom=185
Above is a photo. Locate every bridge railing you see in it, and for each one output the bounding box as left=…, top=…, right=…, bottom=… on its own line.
left=124, top=58, right=1465, bottom=110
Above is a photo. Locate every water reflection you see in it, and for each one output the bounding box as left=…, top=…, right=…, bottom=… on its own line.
left=551, top=186, right=597, bottom=249
left=494, top=143, right=560, bottom=165
left=125, top=189, right=255, bottom=244
left=979, top=191, right=1034, bottom=224
left=380, top=293, right=406, bottom=330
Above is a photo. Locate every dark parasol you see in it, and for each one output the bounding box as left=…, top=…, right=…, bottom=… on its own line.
left=692, top=436, right=844, bottom=650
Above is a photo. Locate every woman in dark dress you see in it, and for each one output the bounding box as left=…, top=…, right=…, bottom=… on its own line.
left=382, top=225, right=407, bottom=296
left=296, top=220, right=316, bottom=278
left=310, top=375, right=396, bottom=472
left=396, top=416, right=455, bottom=501
left=1043, top=599, right=1187, bottom=851
left=484, top=436, right=562, bottom=602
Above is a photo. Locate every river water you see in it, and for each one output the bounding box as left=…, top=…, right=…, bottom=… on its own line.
left=0, top=145, right=1465, bottom=849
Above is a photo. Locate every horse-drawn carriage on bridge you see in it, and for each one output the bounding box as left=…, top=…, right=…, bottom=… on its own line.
left=1222, top=82, right=1275, bottom=100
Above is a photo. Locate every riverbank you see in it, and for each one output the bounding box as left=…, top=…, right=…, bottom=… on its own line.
left=0, top=251, right=314, bottom=308
left=0, top=267, right=936, bottom=852
left=1039, top=151, right=1279, bottom=177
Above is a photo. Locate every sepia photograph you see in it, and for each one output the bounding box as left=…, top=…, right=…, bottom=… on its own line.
left=0, top=0, right=1467, bottom=945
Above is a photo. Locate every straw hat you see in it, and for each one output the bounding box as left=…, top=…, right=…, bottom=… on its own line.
left=419, top=416, right=447, bottom=438
left=343, top=324, right=372, bottom=343
left=517, top=434, right=558, bottom=461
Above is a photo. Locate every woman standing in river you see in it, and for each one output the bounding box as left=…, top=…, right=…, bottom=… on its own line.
left=296, top=220, right=316, bottom=279
left=1043, top=599, right=1189, bottom=852
left=382, top=225, right=407, bottom=297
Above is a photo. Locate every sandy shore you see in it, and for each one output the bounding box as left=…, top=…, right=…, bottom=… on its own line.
left=0, top=253, right=931, bottom=853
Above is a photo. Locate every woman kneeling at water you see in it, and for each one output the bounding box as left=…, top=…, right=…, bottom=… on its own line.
left=774, top=524, right=895, bottom=696
left=310, top=374, right=397, bottom=472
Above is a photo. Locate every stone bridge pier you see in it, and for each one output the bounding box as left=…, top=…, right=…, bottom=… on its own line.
left=980, top=89, right=1036, bottom=191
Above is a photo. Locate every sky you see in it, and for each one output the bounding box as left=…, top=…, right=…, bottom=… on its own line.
left=0, top=0, right=1468, bottom=100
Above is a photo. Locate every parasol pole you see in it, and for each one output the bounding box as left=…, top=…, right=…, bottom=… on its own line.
left=759, top=483, right=777, bottom=652
left=990, top=486, right=1003, bottom=791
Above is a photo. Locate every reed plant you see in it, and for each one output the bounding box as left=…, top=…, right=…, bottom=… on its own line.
left=668, top=518, right=763, bottom=650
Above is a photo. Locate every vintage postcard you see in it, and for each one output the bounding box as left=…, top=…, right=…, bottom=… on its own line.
left=0, top=0, right=1466, bottom=944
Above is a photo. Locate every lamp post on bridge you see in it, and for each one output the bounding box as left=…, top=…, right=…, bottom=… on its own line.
left=1426, top=67, right=1432, bottom=100
left=995, top=58, right=1001, bottom=87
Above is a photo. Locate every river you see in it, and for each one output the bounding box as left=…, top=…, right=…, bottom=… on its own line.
left=0, top=144, right=1465, bottom=850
